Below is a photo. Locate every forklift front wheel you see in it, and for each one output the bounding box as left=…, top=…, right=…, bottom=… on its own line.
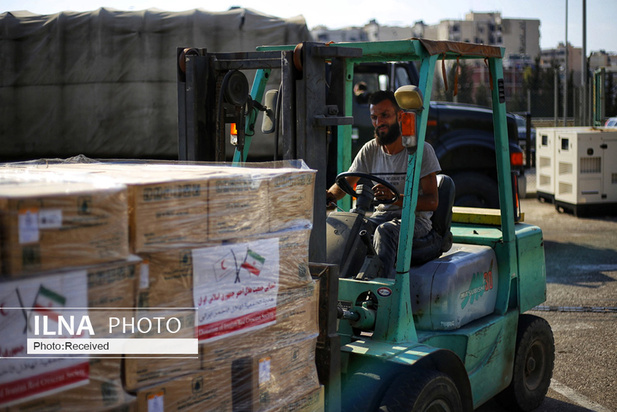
left=379, top=368, right=462, bottom=412
left=341, top=367, right=398, bottom=412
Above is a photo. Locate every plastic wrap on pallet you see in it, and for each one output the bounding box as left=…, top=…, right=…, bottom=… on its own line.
left=0, top=170, right=129, bottom=277
left=0, top=158, right=319, bottom=409
left=0, top=258, right=139, bottom=408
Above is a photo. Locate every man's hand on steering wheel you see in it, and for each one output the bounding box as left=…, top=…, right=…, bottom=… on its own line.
left=372, top=183, right=397, bottom=203
left=335, top=172, right=400, bottom=205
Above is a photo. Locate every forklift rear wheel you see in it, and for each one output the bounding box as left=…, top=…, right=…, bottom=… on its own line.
left=500, top=314, right=555, bottom=411
left=378, top=368, right=462, bottom=412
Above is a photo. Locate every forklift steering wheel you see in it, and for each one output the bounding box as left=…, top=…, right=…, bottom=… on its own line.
left=335, top=172, right=400, bottom=205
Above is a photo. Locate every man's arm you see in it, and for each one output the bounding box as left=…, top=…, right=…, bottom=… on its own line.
left=417, top=172, right=439, bottom=211
left=372, top=172, right=438, bottom=210
left=326, top=176, right=360, bottom=205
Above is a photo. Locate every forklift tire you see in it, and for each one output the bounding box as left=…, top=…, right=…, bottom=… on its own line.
left=377, top=368, right=462, bottom=412
left=499, top=314, right=555, bottom=411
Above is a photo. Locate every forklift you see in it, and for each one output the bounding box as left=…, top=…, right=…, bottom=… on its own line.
left=177, top=39, right=554, bottom=411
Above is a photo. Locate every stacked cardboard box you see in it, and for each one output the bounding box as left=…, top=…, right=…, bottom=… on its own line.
left=0, top=160, right=321, bottom=411
left=0, top=172, right=129, bottom=276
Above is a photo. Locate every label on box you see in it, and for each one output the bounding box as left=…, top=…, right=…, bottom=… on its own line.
left=192, top=238, right=280, bottom=342
left=0, top=271, right=90, bottom=407
left=259, top=357, right=271, bottom=384
left=147, top=391, right=165, bottom=412
left=38, top=209, right=63, bottom=229
left=18, top=208, right=39, bottom=244
left=140, top=259, right=150, bottom=289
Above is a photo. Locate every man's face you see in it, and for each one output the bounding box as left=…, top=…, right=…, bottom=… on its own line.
left=370, top=99, right=400, bottom=146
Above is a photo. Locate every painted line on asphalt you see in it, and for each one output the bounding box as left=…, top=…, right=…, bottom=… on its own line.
left=571, top=264, right=617, bottom=273
left=533, top=305, right=617, bottom=313
left=551, top=380, right=612, bottom=412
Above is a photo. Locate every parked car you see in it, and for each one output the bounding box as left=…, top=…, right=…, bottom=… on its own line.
left=605, top=117, right=617, bottom=127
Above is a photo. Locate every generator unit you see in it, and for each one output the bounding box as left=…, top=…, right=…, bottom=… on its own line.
left=535, top=127, right=558, bottom=202
left=548, top=128, right=617, bottom=216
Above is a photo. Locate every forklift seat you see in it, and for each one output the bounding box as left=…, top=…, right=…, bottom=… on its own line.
left=410, top=174, right=455, bottom=265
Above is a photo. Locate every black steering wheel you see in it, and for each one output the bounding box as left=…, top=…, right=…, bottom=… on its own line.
left=335, top=172, right=400, bottom=205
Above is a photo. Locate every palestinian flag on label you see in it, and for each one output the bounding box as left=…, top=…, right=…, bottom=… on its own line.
left=31, top=285, right=66, bottom=322
left=241, top=249, right=265, bottom=276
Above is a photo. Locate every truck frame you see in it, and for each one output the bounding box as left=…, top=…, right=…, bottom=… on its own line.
left=177, top=39, right=554, bottom=412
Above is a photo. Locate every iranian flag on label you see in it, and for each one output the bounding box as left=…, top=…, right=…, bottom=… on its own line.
left=241, top=249, right=265, bottom=276
left=31, top=285, right=66, bottom=322
left=192, top=237, right=280, bottom=342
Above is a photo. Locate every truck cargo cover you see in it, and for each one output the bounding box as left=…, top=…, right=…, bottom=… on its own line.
left=0, top=8, right=311, bottom=161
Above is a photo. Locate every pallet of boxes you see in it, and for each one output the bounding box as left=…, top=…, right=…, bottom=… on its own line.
left=0, top=159, right=323, bottom=412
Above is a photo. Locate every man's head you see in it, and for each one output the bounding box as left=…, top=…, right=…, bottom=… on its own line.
left=369, top=90, right=402, bottom=146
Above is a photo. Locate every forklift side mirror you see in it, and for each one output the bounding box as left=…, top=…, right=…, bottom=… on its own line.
left=261, top=89, right=278, bottom=134
left=394, top=85, right=424, bottom=110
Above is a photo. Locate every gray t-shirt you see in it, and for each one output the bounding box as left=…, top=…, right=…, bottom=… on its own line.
left=348, top=140, right=441, bottom=236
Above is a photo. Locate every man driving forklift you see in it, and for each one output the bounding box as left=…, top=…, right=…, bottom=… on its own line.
left=326, top=90, right=441, bottom=277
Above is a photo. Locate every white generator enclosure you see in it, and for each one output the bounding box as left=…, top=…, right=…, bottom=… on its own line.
left=551, top=128, right=617, bottom=216
left=535, top=127, right=558, bottom=201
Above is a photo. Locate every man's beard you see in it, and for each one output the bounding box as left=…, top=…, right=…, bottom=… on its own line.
left=375, top=122, right=400, bottom=146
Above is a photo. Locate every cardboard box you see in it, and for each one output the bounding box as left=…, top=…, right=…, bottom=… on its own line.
left=122, top=354, right=201, bottom=392
left=267, top=169, right=315, bottom=233
left=122, top=309, right=199, bottom=391
left=135, top=370, right=232, bottom=412
left=87, top=256, right=141, bottom=338
left=0, top=173, right=129, bottom=276
left=122, top=309, right=198, bottom=391
left=258, top=335, right=320, bottom=411
left=223, top=335, right=320, bottom=412
left=271, top=386, right=324, bottom=412
left=275, top=229, right=312, bottom=291
left=136, top=248, right=203, bottom=308
left=206, top=170, right=269, bottom=240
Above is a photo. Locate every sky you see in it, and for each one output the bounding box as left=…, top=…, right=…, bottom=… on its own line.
left=2, top=0, right=616, bottom=53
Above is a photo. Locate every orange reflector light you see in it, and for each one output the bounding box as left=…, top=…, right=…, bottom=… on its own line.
left=230, top=123, right=238, bottom=135
left=427, top=120, right=437, bottom=127
left=400, top=112, right=416, bottom=136
left=510, top=152, right=524, bottom=166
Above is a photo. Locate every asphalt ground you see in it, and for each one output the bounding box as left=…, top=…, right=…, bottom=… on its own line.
left=478, top=169, right=617, bottom=412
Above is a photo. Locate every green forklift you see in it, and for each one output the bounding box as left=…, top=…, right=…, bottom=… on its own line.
left=178, top=39, right=554, bottom=411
